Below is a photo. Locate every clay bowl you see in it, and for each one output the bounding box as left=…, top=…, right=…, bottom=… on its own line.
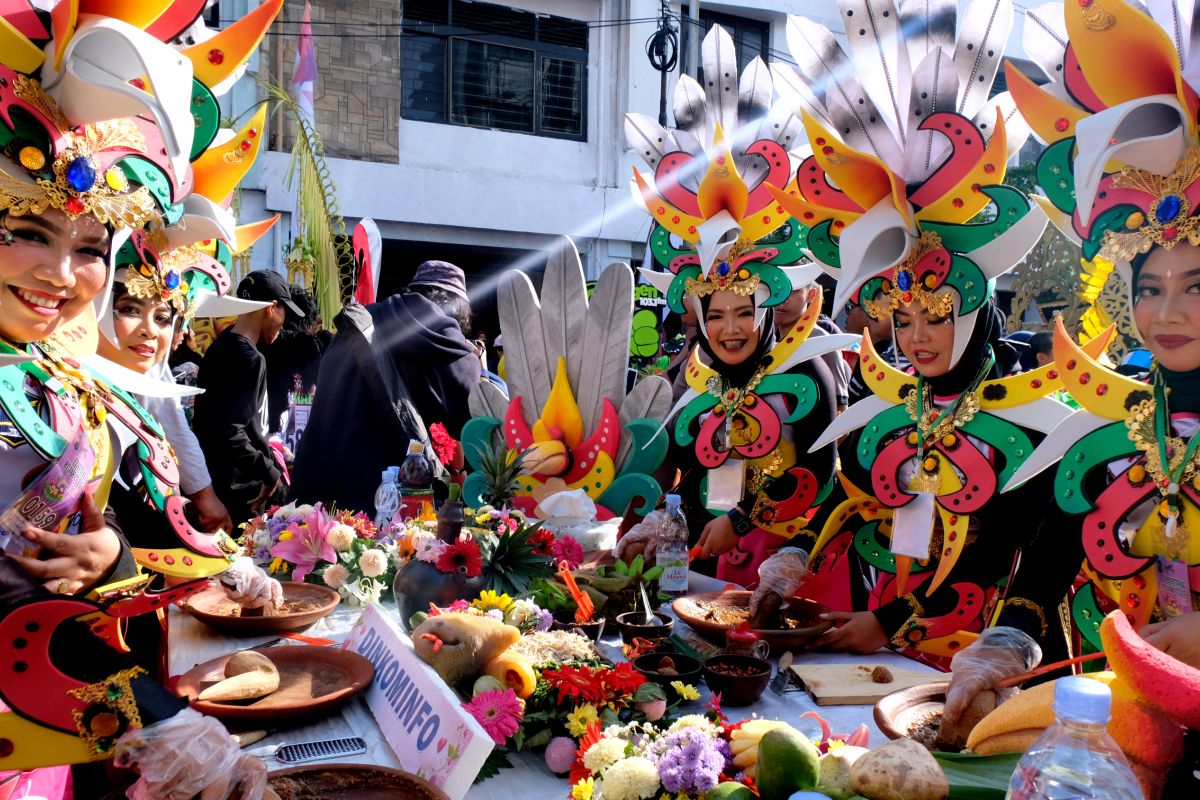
left=672, top=591, right=832, bottom=650
left=615, top=611, right=674, bottom=645
left=175, top=645, right=374, bottom=723
left=874, top=682, right=949, bottom=742
left=633, top=652, right=703, bottom=701
left=552, top=616, right=606, bottom=642
left=702, top=654, right=771, bottom=707
left=268, top=763, right=450, bottom=799
left=180, top=581, right=340, bottom=635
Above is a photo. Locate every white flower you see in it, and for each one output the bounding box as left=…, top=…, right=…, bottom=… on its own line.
left=599, top=756, right=659, bottom=800
left=667, top=715, right=718, bottom=736
left=344, top=577, right=384, bottom=606
left=323, top=564, right=350, bottom=589
left=582, top=738, right=627, bottom=773
left=504, top=598, right=542, bottom=629
left=327, top=524, right=356, bottom=552
left=358, top=549, right=389, bottom=578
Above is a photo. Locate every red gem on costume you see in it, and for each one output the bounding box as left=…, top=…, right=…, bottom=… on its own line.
left=762, top=215, right=771, bottom=224
left=1054, top=117, right=1070, bottom=132
left=163, top=555, right=175, bottom=565
left=1079, top=0, right=1093, bottom=7
left=776, top=205, right=785, bottom=214
left=1030, top=378, right=1043, bottom=389
left=949, top=516, right=958, bottom=525
left=208, top=49, right=225, bottom=65
left=671, top=216, right=680, bottom=224
left=815, top=137, right=826, bottom=146
left=248, top=128, right=258, bottom=138
left=1132, top=574, right=1147, bottom=590
left=148, top=552, right=158, bottom=561
left=952, top=198, right=964, bottom=208
left=687, top=226, right=696, bottom=233
left=1079, top=372, right=1091, bottom=385
left=822, top=146, right=834, bottom=155
left=0, top=739, right=11, bottom=758
left=1097, top=383, right=1108, bottom=395
left=130, top=77, right=146, bottom=90
left=876, top=373, right=884, bottom=381
left=183, top=556, right=193, bottom=566
left=1126, top=593, right=1140, bottom=608
left=948, top=531, right=957, bottom=541
left=716, top=155, right=726, bottom=165
left=64, top=196, right=85, bottom=215
left=803, top=212, right=814, bottom=220
left=1048, top=369, right=1059, bottom=379
left=1163, top=226, right=1179, bottom=241
left=656, top=207, right=665, bottom=216
left=1066, top=359, right=1077, bottom=370
left=833, top=220, right=844, bottom=230
left=983, top=164, right=996, bottom=174
left=239, top=140, right=252, bottom=151
left=902, top=291, right=913, bottom=303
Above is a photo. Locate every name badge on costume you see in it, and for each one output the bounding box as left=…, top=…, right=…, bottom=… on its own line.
left=0, top=425, right=96, bottom=558
left=1156, top=556, right=1192, bottom=618
left=707, top=459, right=745, bottom=512
left=891, top=492, right=936, bottom=559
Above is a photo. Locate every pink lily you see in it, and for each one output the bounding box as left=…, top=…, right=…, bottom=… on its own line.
left=270, top=504, right=336, bottom=581
left=798, top=711, right=869, bottom=753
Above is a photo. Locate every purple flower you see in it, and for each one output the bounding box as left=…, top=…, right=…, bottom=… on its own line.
left=650, top=726, right=728, bottom=794
left=535, top=607, right=554, bottom=632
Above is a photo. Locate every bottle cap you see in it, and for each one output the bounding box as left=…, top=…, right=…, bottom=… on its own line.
left=408, top=441, right=425, bottom=455
left=1053, top=676, right=1111, bottom=725
left=388, top=466, right=400, bottom=481
left=665, top=493, right=681, bottom=508
left=381, top=470, right=391, bottom=482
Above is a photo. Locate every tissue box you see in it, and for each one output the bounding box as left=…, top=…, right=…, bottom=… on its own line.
left=540, top=517, right=621, bottom=551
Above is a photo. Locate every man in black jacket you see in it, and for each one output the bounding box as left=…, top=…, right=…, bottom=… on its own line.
left=193, top=270, right=303, bottom=523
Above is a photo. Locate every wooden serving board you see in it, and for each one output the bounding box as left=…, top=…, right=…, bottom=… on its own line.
left=789, top=662, right=948, bottom=705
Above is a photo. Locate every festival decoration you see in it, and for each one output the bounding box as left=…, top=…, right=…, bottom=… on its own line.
left=461, top=237, right=671, bottom=517
left=1006, top=0, right=1200, bottom=642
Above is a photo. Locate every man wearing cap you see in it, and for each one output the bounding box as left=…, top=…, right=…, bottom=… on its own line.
left=194, top=270, right=303, bottom=522
left=291, top=260, right=483, bottom=512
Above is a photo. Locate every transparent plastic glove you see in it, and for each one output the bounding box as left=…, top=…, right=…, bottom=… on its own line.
left=749, top=547, right=809, bottom=618
left=114, top=707, right=267, bottom=800
left=943, top=626, right=1042, bottom=725
left=615, top=510, right=667, bottom=561
left=219, top=556, right=283, bottom=609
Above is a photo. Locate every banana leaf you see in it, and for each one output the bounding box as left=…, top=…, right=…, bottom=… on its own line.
left=933, top=752, right=1022, bottom=800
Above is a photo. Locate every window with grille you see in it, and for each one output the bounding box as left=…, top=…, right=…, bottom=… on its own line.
left=402, top=0, right=588, bottom=141
left=679, top=8, right=770, bottom=80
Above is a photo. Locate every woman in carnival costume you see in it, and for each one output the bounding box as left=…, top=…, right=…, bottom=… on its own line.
left=1006, top=0, right=1200, bottom=669
left=750, top=1, right=1092, bottom=722
left=0, top=2, right=283, bottom=798
left=620, top=25, right=856, bottom=587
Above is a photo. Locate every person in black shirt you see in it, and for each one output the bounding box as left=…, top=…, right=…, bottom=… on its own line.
left=193, top=270, right=302, bottom=524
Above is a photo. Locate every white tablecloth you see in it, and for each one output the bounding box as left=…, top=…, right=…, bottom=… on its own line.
left=168, top=574, right=937, bottom=800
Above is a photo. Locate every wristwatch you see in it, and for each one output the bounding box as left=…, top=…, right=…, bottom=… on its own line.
left=726, top=506, right=754, bottom=537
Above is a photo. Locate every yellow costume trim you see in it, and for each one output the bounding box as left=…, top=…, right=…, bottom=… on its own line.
left=1052, top=317, right=1144, bottom=422
left=977, top=325, right=1115, bottom=410
left=854, top=330, right=916, bottom=405
left=768, top=293, right=821, bottom=366
left=131, top=547, right=233, bottom=579
left=0, top=710, right=95, bottom=770
left=69, top=666, right=146, bottom=759
left=683, top=347, right=719, bottom=395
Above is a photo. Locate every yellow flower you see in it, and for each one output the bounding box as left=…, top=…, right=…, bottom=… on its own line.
left=268, top=557, right=285, bottom=574
left=571, top=777, right=595, bottom=800
left=277, top=530, right=294, bottom=542
left=670, top=681, right=700, bottom=701
left=566, top=703, right=598, bottom=737
left=472, top=590, right=514, bottom=614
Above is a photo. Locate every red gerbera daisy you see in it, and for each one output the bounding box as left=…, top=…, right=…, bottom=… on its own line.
left=429, top=422, right=457, bottom=467
left=437, top=539, right=483, bottom=577
left=540, top=664, right=607, bottom=705
left=600, top=661, right=645, bottom=697
left=527, top=527, right=556, bottom=556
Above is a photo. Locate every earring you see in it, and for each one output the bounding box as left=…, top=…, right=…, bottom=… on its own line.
left=0, top=228, right=11, bottom=246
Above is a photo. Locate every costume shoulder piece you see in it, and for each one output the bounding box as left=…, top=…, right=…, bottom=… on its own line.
left=0, top=0, right=281, bottom=771
left=1009, top=0, right=1200, bottom=644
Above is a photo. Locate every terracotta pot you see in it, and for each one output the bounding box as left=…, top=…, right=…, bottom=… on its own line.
left=436, top=500, right=465, bottom=543
left=393, top=559, right=484, bottom=631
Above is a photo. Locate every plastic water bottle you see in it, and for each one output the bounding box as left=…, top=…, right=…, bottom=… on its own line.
left=1005, top=677, right=1143, bottom=800
left=373, top=467, right=400, bottom=529
left=398, top=441, right=434, bottom=517
left=656, top=494, right=689, bottom=596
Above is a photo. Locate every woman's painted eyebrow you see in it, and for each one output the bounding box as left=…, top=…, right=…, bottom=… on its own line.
left=13, top=214, right=108, bottom=247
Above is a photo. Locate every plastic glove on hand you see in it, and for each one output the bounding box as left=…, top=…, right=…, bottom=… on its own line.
left=615, top=510, right=666, bottom=562
left=220, top=557, right=283, bottom=610
left=943, top=627, right=1041, bottom=728
left=749, top=547, right=809, bottom=625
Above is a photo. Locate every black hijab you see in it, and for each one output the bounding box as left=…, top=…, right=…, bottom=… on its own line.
left=697, top=295, right=779, bottom=386
left=918, top=299, right=1018, bottom=396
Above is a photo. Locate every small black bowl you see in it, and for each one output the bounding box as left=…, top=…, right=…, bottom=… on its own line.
left=552, top=617, right=606, bottom=642
left=633, top=652, right=703, bottom=700
left=702, top=654, right=771, bottom=707
left=615, top=612, right=674, bottom=645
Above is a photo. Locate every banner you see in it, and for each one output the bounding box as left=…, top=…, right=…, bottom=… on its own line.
left=343, top=604, right=493, bottom=799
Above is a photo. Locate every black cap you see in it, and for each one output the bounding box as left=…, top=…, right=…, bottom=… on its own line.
left=237, top=270, right=303, bottom=317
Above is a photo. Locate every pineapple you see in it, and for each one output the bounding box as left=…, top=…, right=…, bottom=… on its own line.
left=478, top=521, right=555, bottom=596
left=475, top=442, right=527, bottom=508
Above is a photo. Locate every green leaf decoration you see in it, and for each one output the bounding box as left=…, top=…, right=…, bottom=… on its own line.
left=189, top=79, right=220, bottom=160
left=856, top=404, right=916, bottom=471
left=473, top=748, right=513, bottom=783
left=461, top=417, right=503, bottom=471
left=854, top=520, right=929, bottom=574
left=922, top=185, right=1033, bottom=254
left=647, top=223, right=692, bottom=274
left=960, top=413, right=1035, bottom=489
left=599, top=473, right=662, bottom=516
left=756, top=263, right=793, bottom=308
left=1083, top=205, right=1137, bottom=262
left=1071, top=583, right=1106, bottom=652
left=804, top=219, right=841, bottom=268
left=942, top=255, right=990, bottom=316
left=1036, top=137, right=1078, bottom=216
left=756, top=373, right=818, bottom=422
left=1055, top=421, right=1138, bottom=514
left=668, top=265, right=702, bottom=314
left=675, top=393, right=719, bottom=446
left=618, top=418, right=670, bottom=477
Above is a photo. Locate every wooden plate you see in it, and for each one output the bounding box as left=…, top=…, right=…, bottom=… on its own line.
left=176, top=645, right=374, bottom=722
left=672, top=591, right=833, bottom=650
left=874, top=682, right=949, bottom=740
left=267, top=764, right=450, bottom=800
left=180, top=582, right=340, bottom=635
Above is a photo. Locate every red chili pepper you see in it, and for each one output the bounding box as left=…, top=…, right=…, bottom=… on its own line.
left=418, top=632, right=443, bottom=653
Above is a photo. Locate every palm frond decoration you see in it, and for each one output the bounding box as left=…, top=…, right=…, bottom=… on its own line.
left=259, top=78, right=356, bottom=325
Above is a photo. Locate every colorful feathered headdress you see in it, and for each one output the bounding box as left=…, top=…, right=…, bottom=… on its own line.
left=771, top=0, right=1047, bottom=367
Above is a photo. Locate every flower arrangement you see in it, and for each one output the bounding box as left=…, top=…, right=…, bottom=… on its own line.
left=239, top=502, right=400, bottom=606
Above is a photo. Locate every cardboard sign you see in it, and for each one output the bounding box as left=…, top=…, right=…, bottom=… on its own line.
left=343, top=604, right=493, bottom=799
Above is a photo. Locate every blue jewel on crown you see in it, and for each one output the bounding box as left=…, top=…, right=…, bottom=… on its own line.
left=716, top=261, right=730, bottom=277
left=65, top=156, right=97, bottom=193
left=164, top=271, right=181, bottom=290
left=1156, top=194, right=1182, bottom=224
left=896, top=269, right=913, bottom=292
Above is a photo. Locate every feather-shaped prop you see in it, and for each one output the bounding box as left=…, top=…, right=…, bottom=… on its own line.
left=702, top=25, right=741, bottom=139
left=769, top=61, right=825, bottom=120
left=952, top=0, right=1014, bottom=120
left=1022, top=2, right=1068, bottom=82
left=498, top=272, right=554, bottom=426
left=574, top=262, right=634, bottom=433
left=672, top=73, right=708, bottom=145
left=468, top=378, right=511, bottom=425
left=616, top=374, right=672, bottom=470
left=540, top=239, right=588, bottom=399
left=904, top=47, right=958, bottom=179
left=625, top=113, right=671, bottom=169
left=838, top=0, right=912, bottom=145
left=898, top=0, right=956, bottom=65
left=973, top=90, right=1030, bottom=161
left=737, top=57, right=774, bottom=135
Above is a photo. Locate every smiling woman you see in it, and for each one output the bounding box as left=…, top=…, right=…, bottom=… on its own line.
left=702, top=291, right=759, bottom=366
left=893, top=304, right=955, bottom=379
left=1132, top=243, right=1200, bottom=373
left=97, top=288, right=177, bottom=374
